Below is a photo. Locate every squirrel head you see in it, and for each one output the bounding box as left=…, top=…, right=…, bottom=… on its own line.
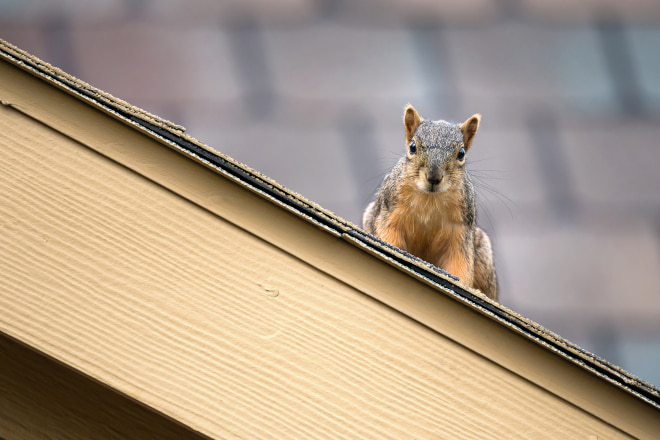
left=403, top=104, right=480, bottom=194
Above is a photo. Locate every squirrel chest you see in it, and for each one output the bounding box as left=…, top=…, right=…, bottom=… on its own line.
left=378, top=180, right=468, bottom=268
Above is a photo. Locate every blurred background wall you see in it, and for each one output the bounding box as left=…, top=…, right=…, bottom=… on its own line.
left=2, top=0, right=660, bottom=387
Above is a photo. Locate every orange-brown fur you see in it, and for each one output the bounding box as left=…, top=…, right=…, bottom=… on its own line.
left=377, top=179, right=474, bottom=285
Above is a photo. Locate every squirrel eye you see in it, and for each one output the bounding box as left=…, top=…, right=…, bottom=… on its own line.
left=409, top=140, right=417, bottom=155
left=457, top=147, right=466, bottom=161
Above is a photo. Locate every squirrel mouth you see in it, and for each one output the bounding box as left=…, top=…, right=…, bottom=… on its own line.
left=417, top=178, right=447, bottom=193
left=426, top=184, right=445, bottom=194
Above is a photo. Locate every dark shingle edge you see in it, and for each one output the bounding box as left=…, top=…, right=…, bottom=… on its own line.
left=1, top=38, right=658, bottom=410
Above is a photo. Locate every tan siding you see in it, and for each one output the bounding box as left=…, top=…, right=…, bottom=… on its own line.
left=0, top=95, right=635, bottom=439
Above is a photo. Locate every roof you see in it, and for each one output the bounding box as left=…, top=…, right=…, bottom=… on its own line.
left=1, top=37, right=659, bottom=436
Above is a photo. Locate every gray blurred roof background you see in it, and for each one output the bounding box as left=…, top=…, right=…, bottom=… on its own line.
left=2, top=0, right=660, bottom=387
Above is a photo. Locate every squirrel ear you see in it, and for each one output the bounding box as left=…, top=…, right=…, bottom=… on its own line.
left=460, top=114, right=481, bottom=151
left=404, top=104, right=422, bottom=144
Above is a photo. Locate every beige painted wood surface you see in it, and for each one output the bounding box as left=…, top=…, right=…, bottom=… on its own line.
left=0, top=88, right=639, bottom=438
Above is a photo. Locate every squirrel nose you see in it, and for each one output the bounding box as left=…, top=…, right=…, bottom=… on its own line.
left=426, top=172, right=442, bottom=186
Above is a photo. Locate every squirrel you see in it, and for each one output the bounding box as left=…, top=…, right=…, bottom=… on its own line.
left=362, top=104, right=498, bottom=301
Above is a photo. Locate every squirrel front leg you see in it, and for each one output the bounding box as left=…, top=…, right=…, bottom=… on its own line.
left=442, top=255, right=473, bottom=287
left=377, top=224, right=408, bottom=254
left=438, top=238, right=474, bottom=288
